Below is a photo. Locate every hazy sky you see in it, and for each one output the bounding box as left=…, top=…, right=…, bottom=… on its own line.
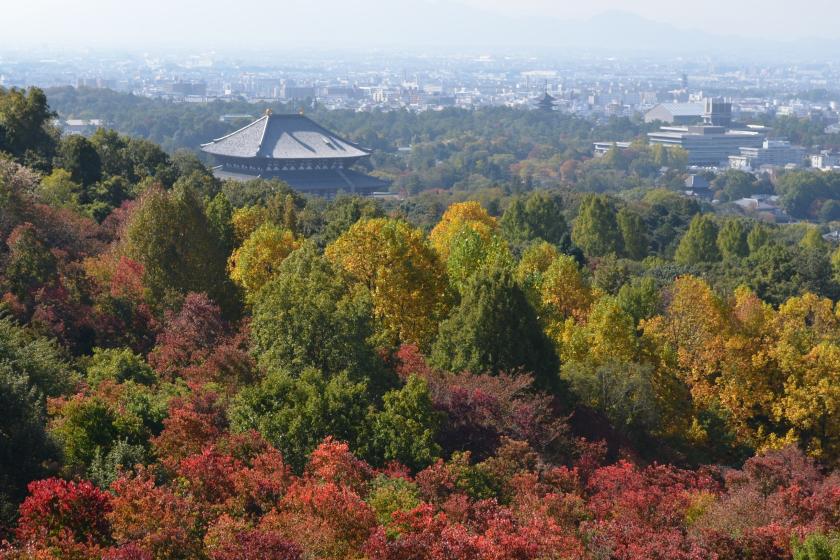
left=2, top=0, right=837, bottom=50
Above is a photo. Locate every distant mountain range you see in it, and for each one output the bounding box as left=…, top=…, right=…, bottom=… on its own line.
left=4, top=0, right=838, bottom=58
left=277, top=4, right=839, bottom=59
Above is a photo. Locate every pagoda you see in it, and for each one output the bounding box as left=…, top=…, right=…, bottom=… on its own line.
left=201, top=110, right=388, bottom=196
left=537, top=91, right=556, bottom=112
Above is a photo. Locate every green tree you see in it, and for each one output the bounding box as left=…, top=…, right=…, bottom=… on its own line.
left=0, top=317, right=74, bottom=398
left=0, top=363, right=57, bottom=528
left=445, top=225, right=513, bottom=293
left=85, top=347, right=156, bottom=388
left=793, top=533, right=840, bottom=560
left=747, top=222, right=772, bottom=254
left=717, top=219, right=749, bottom=260
left=0, top=318, right=72, bottom=524
left=4, top=223, right=57, bottom=302
left=366, top=376, right=442, bottom=470
left=616, top=207, right=648, bottom=260
left=712, top=169, right=756, bottom=201
left=800, top=226, right=829, bottom=252
left=572, top=194, right=623, bottom=257
left=250, top=244, right=387, bottom=387
left=283, top=193, right=298, bottom=234
left=230, top=367, right=370, bottom=472
left=56, top=135, right=102, bottom=187
left=205, top=192, right=235, bottom=255
left=318, top=195, right=384, bottom=245
left=49, top=396, right=118, bottom=473
left=124, top=137, right=172, bottom=184
left=776, top=171, right=827, bottom=219
left=616, top=277, right=660, bottom=326
left=36, top=168, right=83, bottom=209
left=0, top=87, right=58, bottom=170
left=367, top=475, right=421, bottom=526
left=674, top=214, right=721, bottom=265
left=430, top=266, right=560, bottom=392
left=90, top=128, right=132, bottom=180
left=122, top=184, right=233, bottom=311
left=500, top=192, right=568, bottom=248
left=746, top=243, right=801, bottom=306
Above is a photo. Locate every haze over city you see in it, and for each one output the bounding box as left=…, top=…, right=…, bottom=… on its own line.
left=3, top=0, right=839, bottom=53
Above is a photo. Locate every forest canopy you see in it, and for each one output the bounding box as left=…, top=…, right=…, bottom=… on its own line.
left=1, top=86, right=839, bottom=560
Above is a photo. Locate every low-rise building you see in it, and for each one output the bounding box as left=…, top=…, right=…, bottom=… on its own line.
left=649, top=125, right=765, bottom=167
left=811, top=150, right=840, bottom=170
left=733, top=194, right=791, bottom=222
left=592, top=141, right=632, bottom=157
left=728, top=140, right=805, bottom=171
left=644, top=102, right=704, bottom=124
left=62, top=119, right=108, bottom=136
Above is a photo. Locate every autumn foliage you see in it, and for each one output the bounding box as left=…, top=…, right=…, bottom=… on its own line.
left=2, top=95, right=840, bottom=559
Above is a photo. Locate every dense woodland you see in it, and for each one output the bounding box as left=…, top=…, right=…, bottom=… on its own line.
left=1, top=85, right=840, bottom=559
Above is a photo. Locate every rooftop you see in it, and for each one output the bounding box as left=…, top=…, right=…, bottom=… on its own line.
left=201, top=112, right=371, bottom=160
left=655, top=102, right=704, bottom=116
left=211, top=167, right=389, bottom=193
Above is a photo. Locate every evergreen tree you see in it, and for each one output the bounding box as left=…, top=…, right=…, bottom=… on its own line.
left=617, top=207, right=648, bottom=260
left=366, top=375, right=442, bottom=470
left=250, top=244, right=389, bottom=391
left=430, top=266, right=560, bottom=392
left=230, top=367, right=370, bottom=472
left=717, top=219, right=749, bottom=260
left=56, top=135, right=102, bottom=188
left=572, top=194, right=623, bottom=257
left=205, top=192, right=235, bottom=255
left=0, top=87, right=58, bottom=171
left=674, top=214, right=721, bottom=265
left=500, top=192, right=568, bottom=248
left=747, top=222, right=772, bottom=254
left=122, top=184, right=235, bottom=313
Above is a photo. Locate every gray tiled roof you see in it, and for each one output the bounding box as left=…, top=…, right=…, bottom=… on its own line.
left=201, top=114, right=371, bottom=160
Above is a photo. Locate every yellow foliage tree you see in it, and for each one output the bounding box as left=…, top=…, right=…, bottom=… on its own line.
left=444, top=224, right=513, bottom=293
left=714, top=287, right=782, bottom=442
left=767, top=293, right=840, bottom=461
left=515, top=241, right=561, bottom=288
left=231, top=205, right=271, bottom=244
left=559, top=295, right=638, bottom=365
left=539, top=254, right=593, bottom=330
left=228, top=223, right=300, bottom=299
left=643, top=275, right=730, bottom=404
left=429, top=201, right=498, bottom=261
left=325, top=217, right=451, bottom=349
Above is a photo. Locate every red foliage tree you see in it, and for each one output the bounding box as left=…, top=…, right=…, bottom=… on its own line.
left=147, top=293, right=254, bottom=387
left=204, top=515, right=301, bottom=560
left=108, top=467, right=203, bottom=560
left=151, top=387, right=229, bottom=465
left=16, top=478, right=112, bottom=555
left=148, top=293, right=225, bottom=378
left=394, top=344, right=570, bottom=461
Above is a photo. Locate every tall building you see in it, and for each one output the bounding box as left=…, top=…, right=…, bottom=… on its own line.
left=201, top=111, right=389, bottom=196
left=702, top=98, right=733, bottom=127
